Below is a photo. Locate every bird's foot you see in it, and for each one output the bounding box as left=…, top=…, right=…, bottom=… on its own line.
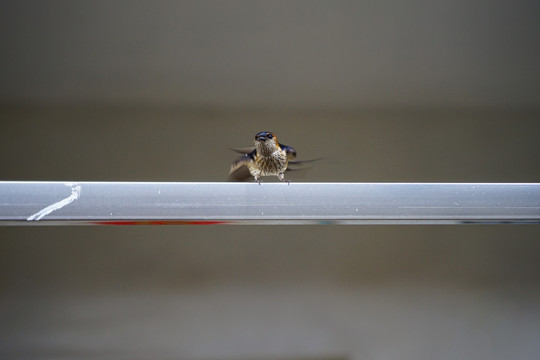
left=278, top=173, right=290, bottom=185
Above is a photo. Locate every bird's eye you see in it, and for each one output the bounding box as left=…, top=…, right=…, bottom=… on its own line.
left=267, top=134, right=273, bottom=139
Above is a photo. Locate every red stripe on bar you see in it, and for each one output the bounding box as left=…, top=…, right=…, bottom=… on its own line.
left=93, top=220, right=231, bottom=225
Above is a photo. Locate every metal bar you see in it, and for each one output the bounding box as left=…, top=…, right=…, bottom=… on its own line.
left=1, top=182, right=539, bottom=225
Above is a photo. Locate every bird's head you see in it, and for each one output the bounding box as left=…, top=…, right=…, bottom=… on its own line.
left=254, top=131, right=280, bottom=154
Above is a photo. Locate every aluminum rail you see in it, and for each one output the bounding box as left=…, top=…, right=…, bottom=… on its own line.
left=1, top=182, right=539, bottom=225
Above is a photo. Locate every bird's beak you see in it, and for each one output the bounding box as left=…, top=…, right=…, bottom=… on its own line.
left=255, top=135, right=266, bottom=141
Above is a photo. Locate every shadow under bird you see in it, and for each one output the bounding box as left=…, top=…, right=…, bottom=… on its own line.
left=229, top=131, right=319, bottom=183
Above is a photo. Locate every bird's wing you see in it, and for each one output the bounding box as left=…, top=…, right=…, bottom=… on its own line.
left=279, top=144, right=297, bottom=162
left=279, top=143, right=322, bottom=166
left=230, top=146, right=256, bottom=154
left=289, top=157, right=322, bottom=166
left=228, top=150, right=256, bottom=182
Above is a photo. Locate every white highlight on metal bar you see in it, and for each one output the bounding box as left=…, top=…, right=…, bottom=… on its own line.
left=1, top=182, right=539, bottom=225
left=26, top=182, right=81, bottom=221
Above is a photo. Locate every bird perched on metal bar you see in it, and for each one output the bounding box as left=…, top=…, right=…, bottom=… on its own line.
left=229, top=131, right=317, bottom=183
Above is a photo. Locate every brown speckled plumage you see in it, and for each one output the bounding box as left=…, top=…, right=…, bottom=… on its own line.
left=229, top=131, right=297, bottom=183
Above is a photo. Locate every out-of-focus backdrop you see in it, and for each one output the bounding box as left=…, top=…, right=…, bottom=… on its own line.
left=1, top=1, right=540, bottom=359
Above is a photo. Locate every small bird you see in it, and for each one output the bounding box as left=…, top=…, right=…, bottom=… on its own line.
left=229, top=131, right=305, bottom=183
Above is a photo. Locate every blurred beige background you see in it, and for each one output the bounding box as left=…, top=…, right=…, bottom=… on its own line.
left=1, top=1, right=540, bottom=359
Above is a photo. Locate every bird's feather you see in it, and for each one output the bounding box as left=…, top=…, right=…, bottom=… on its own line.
left=230, top=147, right=256, bottom=154
left=228, top=134, right=320, bottom=182
left=228, top=150, right=256, bottom=182
left=279, top=143, right=297, bottom=162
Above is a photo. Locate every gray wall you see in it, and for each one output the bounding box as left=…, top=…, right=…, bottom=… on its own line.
left=1, top=2, right=540, bottom=360
left=2, top=0, right=540, bottom=108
